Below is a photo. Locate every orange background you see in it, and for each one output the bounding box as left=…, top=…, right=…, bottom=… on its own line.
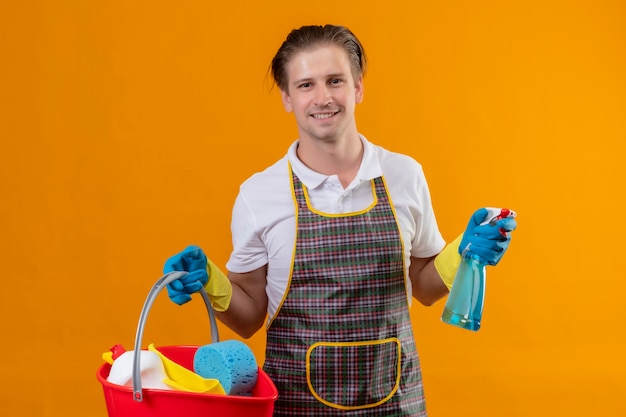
left=1, top=1, right=625, bottom=416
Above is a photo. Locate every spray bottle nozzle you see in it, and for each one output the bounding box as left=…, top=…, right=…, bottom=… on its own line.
left=483, top=207, right=517, bottom=236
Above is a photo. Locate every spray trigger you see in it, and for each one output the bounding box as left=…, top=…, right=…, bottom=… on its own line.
left=482, top=207, right=517, bottom=236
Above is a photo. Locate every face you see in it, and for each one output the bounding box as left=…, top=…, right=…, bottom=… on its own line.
left=280, top=45, right=364, bottom=144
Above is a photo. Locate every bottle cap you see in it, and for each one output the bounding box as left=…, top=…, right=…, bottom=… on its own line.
left=109, top=344, right=127, bottom=360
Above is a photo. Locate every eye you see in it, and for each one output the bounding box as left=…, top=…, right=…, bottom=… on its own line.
left=330, top=78, right=342, bottom=85
left=298, top=82, right=311, bottom=88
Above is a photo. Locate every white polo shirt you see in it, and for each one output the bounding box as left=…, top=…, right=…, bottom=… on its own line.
left=226, top=135, right=445, bottom=321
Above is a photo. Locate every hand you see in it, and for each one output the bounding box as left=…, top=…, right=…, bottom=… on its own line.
left=459, top=208, right=517, bottom=266
left=163, top=245, right=209, bottom=305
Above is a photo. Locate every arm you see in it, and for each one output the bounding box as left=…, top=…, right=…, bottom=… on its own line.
left=409, top=255, right=449, bottom=306
left=215, top=265, right=268, bottom=339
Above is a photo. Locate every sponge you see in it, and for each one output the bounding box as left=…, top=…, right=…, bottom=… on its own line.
left=193, top=340, right=258, bottom=395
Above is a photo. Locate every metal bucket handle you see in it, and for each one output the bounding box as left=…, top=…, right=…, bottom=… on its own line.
left=132, top=271, right=219, bottom=402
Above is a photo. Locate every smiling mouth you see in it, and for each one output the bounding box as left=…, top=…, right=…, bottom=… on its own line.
left=311, top=111, right=339, bottom=120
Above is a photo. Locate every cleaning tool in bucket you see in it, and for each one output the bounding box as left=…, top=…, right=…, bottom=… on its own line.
left=148, top=343, right=225, bottom=394
left=103, top=343, right=225, bottom=394
left=441, top=208, right=517, bottom=331
left=104, top=344, right=171, bottom=390
left=96, top=271, right=278, bottom=417
left=194, top=339, right=258, bottom=395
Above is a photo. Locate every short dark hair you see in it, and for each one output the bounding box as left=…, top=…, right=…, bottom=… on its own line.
left=270, top=24, right=367, bottom=92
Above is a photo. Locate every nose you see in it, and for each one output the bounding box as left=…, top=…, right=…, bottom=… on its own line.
left=314, top=85, right=332, bottom=107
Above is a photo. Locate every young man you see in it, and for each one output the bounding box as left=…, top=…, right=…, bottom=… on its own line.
left=164, top=25, right=516, bottom=416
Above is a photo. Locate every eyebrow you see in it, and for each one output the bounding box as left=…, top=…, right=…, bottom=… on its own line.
left=292, top=73, right=347, bottom=86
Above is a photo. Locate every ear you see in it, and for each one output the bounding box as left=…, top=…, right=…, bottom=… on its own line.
left=354, top=76, right=364, bottom=104
left=281, top=89, right=293, bottom=112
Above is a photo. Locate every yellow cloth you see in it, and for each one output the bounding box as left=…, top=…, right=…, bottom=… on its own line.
left=148, top=344, right=225, bottom=394
left=434, top=234, right=463, bottom=290
left=204, top=258, right=233, bottom=312
left=102, top=351, right=114, bottom=365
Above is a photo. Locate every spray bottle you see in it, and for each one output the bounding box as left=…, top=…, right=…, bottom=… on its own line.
left=441, top=208, right=516, bottom=331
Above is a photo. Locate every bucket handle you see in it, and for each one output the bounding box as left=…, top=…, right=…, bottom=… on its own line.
left=132, top=271, right=219, bottom=402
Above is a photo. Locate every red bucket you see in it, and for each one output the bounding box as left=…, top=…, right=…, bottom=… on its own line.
left=97, top=346, right=277, bottom=417
left=97, top=272, right=278, bottom=417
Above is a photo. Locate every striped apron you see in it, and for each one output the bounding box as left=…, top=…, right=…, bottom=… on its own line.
left=263, top=169, right=427, bottom=416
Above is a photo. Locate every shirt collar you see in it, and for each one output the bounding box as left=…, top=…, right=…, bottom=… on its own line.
left=287, top=134, right=382, bottom=190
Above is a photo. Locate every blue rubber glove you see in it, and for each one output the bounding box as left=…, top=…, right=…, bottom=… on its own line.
left=459, top=208, right=517, bottom=266
left=163, top=245, right=209, bottom=305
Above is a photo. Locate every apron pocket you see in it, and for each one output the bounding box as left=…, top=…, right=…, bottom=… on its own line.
left=305, top=337, right=401, bottom=410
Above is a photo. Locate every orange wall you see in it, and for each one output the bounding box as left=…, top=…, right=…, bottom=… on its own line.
left=1, top=1, right=625, bottom=416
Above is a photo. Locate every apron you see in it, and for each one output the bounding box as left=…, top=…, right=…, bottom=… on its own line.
left=263, top=168, right=427, bottom=416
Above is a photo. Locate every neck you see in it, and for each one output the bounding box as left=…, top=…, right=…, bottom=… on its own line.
left=296, top=132, right=363, bottom=188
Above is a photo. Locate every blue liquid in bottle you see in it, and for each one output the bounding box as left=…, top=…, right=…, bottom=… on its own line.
left=441, top=255, right=486, bottom=331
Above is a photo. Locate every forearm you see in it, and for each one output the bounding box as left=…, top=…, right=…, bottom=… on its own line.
left=215, top=268, right=268, bottom=339
left=409, top=255, right=449, bottom=306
